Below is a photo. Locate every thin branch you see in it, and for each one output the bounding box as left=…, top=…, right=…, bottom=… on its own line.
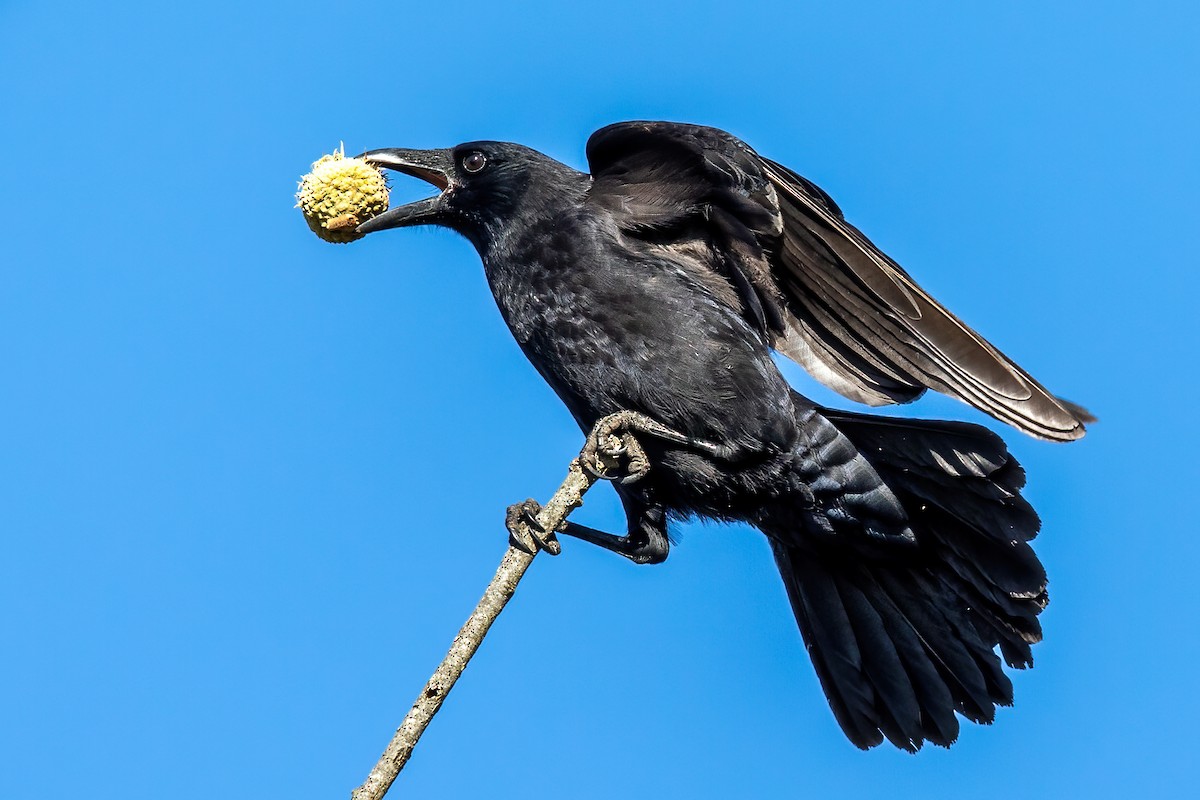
left=350, top=456, right=600, bottom=800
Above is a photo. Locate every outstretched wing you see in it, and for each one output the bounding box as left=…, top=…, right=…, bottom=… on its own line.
left=585, top=121, right=1092, bottom=441
left=761, top=157, right=1093, bottom=440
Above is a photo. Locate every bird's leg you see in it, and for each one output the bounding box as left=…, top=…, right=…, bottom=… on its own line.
left=559, top=506, right=669, bottom=564
left=509, top=412, right=694, bottom=558
left=508, top=497, right=669, bottom=564
left=580, top=410, right=721, bottom=484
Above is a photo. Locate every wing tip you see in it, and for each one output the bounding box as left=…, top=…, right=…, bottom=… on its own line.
left=1025, top=398, right=1095, bottom=442
left=1057, top=397, right=1097, bottom=425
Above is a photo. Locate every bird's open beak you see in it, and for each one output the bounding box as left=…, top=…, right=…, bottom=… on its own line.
left=355, top=148, right=455, bottom=234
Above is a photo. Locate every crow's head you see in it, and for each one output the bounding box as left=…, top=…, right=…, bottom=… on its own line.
left=357, top=141, right=582, bottom=250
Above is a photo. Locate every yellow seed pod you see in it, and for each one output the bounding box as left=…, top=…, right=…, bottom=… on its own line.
left=296, top=147, right=390, bottom=243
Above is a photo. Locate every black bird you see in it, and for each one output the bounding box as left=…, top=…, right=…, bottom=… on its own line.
left=355, top=121, right=1091, bottom=751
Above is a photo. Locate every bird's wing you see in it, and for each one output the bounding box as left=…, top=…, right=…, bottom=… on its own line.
left=586, top=121, right=790, bottom=339
left=586, top=121, right=1092, bottom=441
left=760, top=157, right=1092, bottom=441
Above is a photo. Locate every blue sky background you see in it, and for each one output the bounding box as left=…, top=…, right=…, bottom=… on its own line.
left=2, top=1, right=1197, bottom=797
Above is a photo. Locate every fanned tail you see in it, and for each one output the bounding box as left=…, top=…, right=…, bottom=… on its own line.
left=772, top=405, right=1046, bottom=751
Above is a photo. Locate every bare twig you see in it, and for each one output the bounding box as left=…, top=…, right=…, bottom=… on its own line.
left=350, top=456, right=601, bottom=800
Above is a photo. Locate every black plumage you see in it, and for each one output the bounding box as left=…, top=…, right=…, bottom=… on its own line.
left=354, top=121, right=1087, bottom=750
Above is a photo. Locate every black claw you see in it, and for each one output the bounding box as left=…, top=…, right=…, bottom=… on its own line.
left=506, top=500, right=539, bottom=553
left=581, top=454, right=610, bottom=480
left=506, top=499, right=560, bottom=555
left=508, top=527, right=538, bottom=555
left=522, top=506, right=545, bottom=533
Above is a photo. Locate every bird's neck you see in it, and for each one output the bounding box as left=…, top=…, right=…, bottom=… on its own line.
left=471, top=168, right=591, bottom=259
left=475, top=183, right=597, bottom=348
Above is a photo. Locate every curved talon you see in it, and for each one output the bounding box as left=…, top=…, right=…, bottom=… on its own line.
left=506, top=500, right=538, bottom=553
left=580, top=438, right=622, bottom=481
left=609, top=432, right=649, bottom=484
left=578, top=445, right=607, bottom=479
left=581, top=416, right=656, bottom=484
left=521, top=504, right=545, bottom=533
left=506, top=499, right=561, bottom=555
left=581, top=458, right=610, bottom=481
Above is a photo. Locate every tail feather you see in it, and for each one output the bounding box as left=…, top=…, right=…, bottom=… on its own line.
left=772, top=404, right=1047, bottom=750
left=872, top=566, right=1007, bottom=721
left=823, top=413, right=1039, bottom=540
left=834, top=566, right=925, bottom=749
left=863, top=576, right=961, bottom=746
left=825, top=410, right=1047, bottom=613
left=780, top=552, right=885, bottom=747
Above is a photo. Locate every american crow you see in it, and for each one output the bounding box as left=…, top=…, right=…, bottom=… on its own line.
left=356, top=121, right=1090, bottom=751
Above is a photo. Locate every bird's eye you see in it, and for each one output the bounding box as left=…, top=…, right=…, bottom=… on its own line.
left=462, top=151, right=487, bottom=173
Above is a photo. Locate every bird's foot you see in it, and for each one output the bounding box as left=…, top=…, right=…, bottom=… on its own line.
left=580, top=411, right=657, bottom=484
left=506, top=498, right=561, bottom=555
